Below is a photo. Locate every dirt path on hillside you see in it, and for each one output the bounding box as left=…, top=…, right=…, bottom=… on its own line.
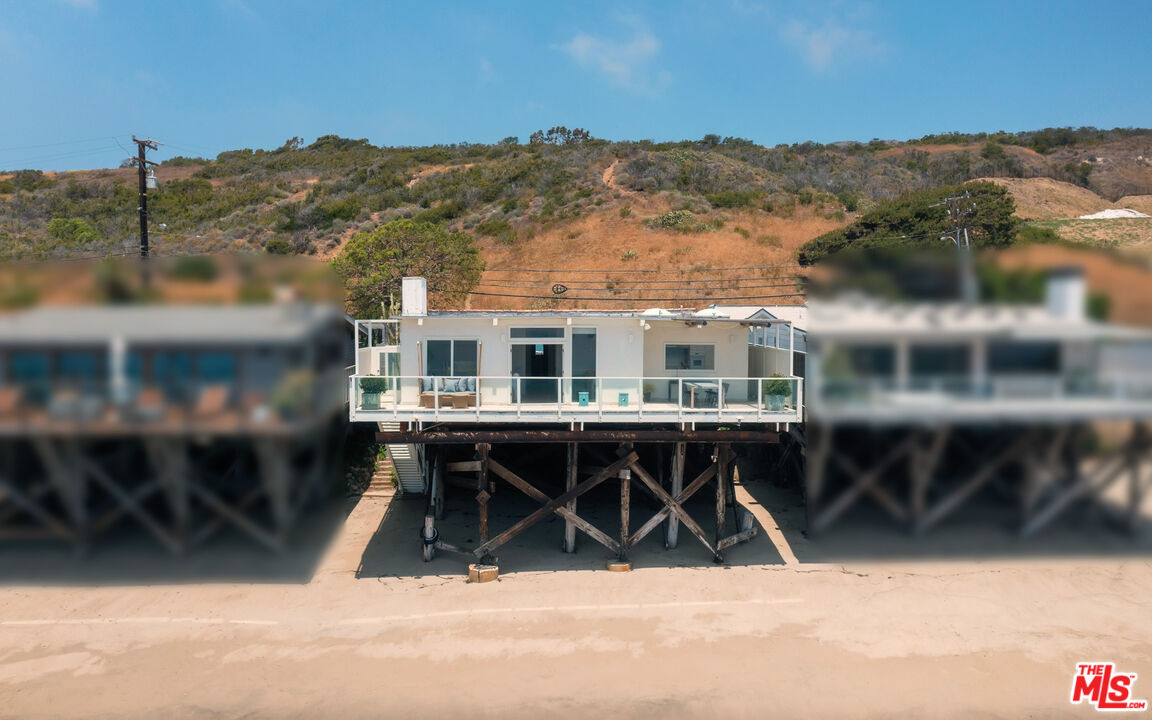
left=601, top=159, right=641, bottom=199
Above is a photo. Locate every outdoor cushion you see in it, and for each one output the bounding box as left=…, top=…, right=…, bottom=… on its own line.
left=421, top=377, right=434, bottom=393
left=466, top=377, right=476, bottom=392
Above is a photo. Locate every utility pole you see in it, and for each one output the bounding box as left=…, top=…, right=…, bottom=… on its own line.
left=934, top=190, right=978, bottom=303
left=129, top=135, right=159, bottom=285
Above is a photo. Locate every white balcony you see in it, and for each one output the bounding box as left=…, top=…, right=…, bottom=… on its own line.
left=811, top=373, right=1152, bottom=423
left=349, top=375, right=803, bottom=425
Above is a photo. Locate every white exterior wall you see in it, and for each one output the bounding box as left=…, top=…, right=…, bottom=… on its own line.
left=641, top=320, right=750, bottom=400
left=398, top=316, right=646, bottom=405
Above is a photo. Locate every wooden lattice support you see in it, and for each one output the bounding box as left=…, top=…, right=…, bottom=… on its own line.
left=477, top=452, right=637, bottom=559
left=145, top=438, right=190, bottom=550
left=564, top=442, right=578, bottom=553
left=665, top=441, right=686, bottom=549
left=31, top=438, right=88, bottom=551
left=810, top=434, right=916, bottom=534
left=909, top=426, right=949, bottom=525
left=805, top=423, right=832, bottom=532
left=917, top=432, right=1035, bottom=535
left=1021, top=422, right=1151, bottom=538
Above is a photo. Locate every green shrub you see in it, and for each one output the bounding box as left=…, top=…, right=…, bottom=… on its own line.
left=47, top=217, right=100, bottom=245
left=647, top=210, right=699, bottom=232
left=475, top=218, right=513, bottom=237
left=621, top=249, right=637, bottom=261
left=619, top=206, right=632, bottom=218
left=733, top=226, right=750, bottom=239
left=265, top=238, right=295, bottom=255
left=166, top=255, right=219, bottom=282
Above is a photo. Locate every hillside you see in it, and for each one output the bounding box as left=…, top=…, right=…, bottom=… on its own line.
left=2, top=127, right=1152, bottom=309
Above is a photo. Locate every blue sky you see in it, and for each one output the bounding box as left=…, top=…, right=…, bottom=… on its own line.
left=1, top=0, right=1149, bottom=170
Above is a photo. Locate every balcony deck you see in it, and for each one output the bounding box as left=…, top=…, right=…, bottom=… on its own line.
left=810, top=375, right=1152, bottom=423
left=350, top=375, right=804, bottom=425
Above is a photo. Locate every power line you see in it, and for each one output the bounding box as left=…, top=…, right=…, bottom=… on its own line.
left=0, top=134, right=130, bottom=153
left=476, top=274, right=806, bottom=287
left=475, top=280, right=804, bottom=292
left=484, top=264, right=808, bottom=274
left=467, top=290, right=806, bottom=302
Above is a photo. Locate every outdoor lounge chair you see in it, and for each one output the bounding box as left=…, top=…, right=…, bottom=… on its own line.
left=0, top=387, right=21, bottom=420
left=193, top=384, right=231, bottom=419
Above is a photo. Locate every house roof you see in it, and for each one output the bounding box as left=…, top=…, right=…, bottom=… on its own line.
left=807, top=299, right=1152, bottom=342
left=419, top=307, right=795, bottom=325
left=0, top=303, right=344, bottom=346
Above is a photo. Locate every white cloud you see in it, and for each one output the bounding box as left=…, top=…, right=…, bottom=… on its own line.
left=560, top=18, right=671, bottom=95
left=478, top=58, right=495, bottom=85
left=781, top=16, right=885, bottom=72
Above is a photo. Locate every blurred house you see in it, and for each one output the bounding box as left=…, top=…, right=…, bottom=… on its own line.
left=801, top=268, right=1152, bottom=537
left=0, top=302, right=352, bottom=552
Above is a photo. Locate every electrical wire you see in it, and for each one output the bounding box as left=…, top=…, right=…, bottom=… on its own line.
left=466, top=290, right=806, bottom=302
left=484, top=264, right=808, bottom=274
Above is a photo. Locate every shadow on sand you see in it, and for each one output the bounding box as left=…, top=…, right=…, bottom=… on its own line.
left=358, top=475, right=1152, bottom=578
left=0, top=496, right=354, bottom=586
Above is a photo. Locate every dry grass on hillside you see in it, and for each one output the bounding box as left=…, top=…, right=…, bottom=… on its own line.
left=469, top=204, right=846, bottom=310
left=979, top=177, right=1110, bottom=220
left=995, top=243, right=1152, bottom=325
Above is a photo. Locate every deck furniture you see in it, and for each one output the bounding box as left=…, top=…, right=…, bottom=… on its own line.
left=683, top=380, right=730, bottom=409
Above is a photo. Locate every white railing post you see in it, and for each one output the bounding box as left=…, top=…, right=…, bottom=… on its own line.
left=557, top=377, right=562, bottom=418
left=597, top=377, right=603, bottom=420
left=516, top=377, right=522, bottom=419
left=677, top=378, right=683, bottom=421
left=717, top=378, right=724, bottom=421
left=757, top=378, right=763, bottom=420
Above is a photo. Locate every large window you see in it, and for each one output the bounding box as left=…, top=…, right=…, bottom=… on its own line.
left=665, top=344, right=715, bottom=371
left=426, top=339, right=478, bottom=376
left=988, top=341, right=1060, bottom=374
left=845, top=345, right=896, bottom=378
left=509, top=327, right=564, bottom=339
left=910, top=344, right=970, bottom=376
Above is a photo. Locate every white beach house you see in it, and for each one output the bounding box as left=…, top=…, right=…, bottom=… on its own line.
left=350, top=277, right=804, bottom=426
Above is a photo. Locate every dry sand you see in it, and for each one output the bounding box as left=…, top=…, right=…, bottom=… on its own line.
left=0, top=482, right=1149, bottom=719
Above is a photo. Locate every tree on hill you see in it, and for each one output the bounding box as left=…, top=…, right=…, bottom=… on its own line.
left=799, top=181, right=1021, bottom=300
left=798, top=181, right=1019, bottom=266
left=331, top=219, right=484, bottom=318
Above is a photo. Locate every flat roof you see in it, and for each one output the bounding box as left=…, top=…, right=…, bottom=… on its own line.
left=808, top=300, right=1152, bottom=341
left=0, top=303, right=344, bottom=346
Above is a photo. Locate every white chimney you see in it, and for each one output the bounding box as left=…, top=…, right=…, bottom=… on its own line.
left=401, top=277, right=427, bottom=317
left=1045, top=267, right=1085, bottom=321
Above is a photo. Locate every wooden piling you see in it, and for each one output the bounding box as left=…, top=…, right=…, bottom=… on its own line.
left=666, top=441, right=685, bottom=549
left=564, top=442, right=578, bottom=553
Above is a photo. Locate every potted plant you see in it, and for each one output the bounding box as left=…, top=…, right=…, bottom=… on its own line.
left=643, top=383, right=653, bottom=402
left=762, top=374, right=791, bottom=411
left=359, top=376, right=391, bottom=410
left=272, top=370, right=316, bottom=419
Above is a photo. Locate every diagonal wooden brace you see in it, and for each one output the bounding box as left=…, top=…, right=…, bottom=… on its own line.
left=477, top=452, right=638, bottom=558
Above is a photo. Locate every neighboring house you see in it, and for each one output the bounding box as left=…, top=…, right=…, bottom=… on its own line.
left=804, top=269, right=1152, bottom=423
left=350, top=278, right=804, bottom=426
left=0, top=302, right=352, bottom=553
left=0, top=304, right=350, bottom=426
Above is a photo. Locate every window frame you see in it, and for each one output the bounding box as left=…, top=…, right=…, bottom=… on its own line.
left=424, top=338, right=480, bottom=377
left=663, top=343, right=717, bottom=372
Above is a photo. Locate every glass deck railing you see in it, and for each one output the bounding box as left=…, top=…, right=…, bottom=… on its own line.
left=350, top=375, right=803, bottom=420
left=0, top=366, right=349, bottom=429
left=817, top=374, right=1152, bottom=407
